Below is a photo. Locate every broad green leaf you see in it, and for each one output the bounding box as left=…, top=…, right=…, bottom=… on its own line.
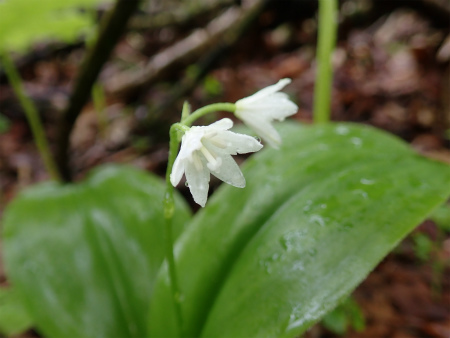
left=148, top=122, right=450, bottom=338
left=0, top=0, right=112, bottom=52
left=3, top=165, right=191, bottom=338
left=0, top=287, right=33, bottom=336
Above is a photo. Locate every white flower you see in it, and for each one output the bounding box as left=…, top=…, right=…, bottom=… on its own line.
left=235, top=78, right=298, bottom=148
left=170, top=118, right=263, bottom=207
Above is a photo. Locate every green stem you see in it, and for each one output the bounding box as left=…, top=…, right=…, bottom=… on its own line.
left=163, top=123, right=189, bottom=335
left=0, top=52, right=61, bottom=181
left=181, top=101, right=191, bottom=122
left=182, top=102, right=235, bottom=126
left=313, top=0, right=338, bottom=124
left=162, top=100, right=235, bottom=333
left=163, top=215, right=183, bottom=335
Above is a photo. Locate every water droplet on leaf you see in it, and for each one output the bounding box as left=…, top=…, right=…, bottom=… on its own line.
left=350, top=137, right=362, bottom=147
left=360, top=178, right=375, bottom=185
left=335, top=125, right=350, bottom=135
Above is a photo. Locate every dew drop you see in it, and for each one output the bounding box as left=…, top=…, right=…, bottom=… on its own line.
left=308, top=248, right=317, bottom=257
left=338, top=222, right=354, bottom=232
left=303, top=200, right=313, bottom=212
left=360, top=178, right=375, bottom=185
left=185, top=181, right=189, bottom=187
left=262, top=260, right=273, bottom=274
left=292, top=261, right=305, bottom=271
left=335, top=125, right=349, bottom=135
left=279, top=230, right=307, bottom=252
left=259, top=253, right=282, bottom=275
left=310, top=214, right=325, bottom=227
left=279, top=237, right=289, bottom=250
left=352, top=189, right=368, bottom=199
left=287, top=301, right=327, bottom=331
left=350, top=137, right=362, bottom=147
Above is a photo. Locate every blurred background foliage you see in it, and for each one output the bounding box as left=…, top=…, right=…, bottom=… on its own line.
left=0, top=0, right=113, bottom=53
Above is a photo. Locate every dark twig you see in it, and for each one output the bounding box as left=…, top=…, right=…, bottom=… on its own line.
left=106, top=6, right=243, bottom=98
left=56, top=0, right=141, bottom=182
left=145, top=0, right=270, bottom=128
left=129, top=0, right=237, bottom=31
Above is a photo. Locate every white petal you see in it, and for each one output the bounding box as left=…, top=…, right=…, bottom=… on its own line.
left=170, top=156, right=185, bottom=186
left=209, top=153, right=245, bottom=188
left=207, top=118, right=233, bottom=131
left=184, top=157, right=210, bottom=207
left=247, top=93, right=298, bottom=120
left=206, top=131, right=263, bottom=154
left=236, top=78, right=292, bottom=105
left=177, top=132, right=203, bottom=161
left=242, top=115, right=282, bottom=148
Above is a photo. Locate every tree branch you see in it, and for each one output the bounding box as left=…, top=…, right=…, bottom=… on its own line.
left=106, top=5, right=248, bottom=98
left=56, top=0, right=141, bottom=182
left=144, top=0, right=269, bottom=129
left=129, top=0, right=237, bottom=31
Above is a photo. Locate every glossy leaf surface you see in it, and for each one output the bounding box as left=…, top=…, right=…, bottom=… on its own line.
left=3, top=165, right=191, bottom=338
left=149, top=122, right=450, bottom=338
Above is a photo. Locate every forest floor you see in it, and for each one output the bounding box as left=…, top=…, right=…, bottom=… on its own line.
left=0, top=1, right=449, bottom=337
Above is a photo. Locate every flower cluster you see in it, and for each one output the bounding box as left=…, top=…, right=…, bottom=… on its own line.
left=170, top=78, right=298, bottom=207
left=170, top=119, right=263, bottom=207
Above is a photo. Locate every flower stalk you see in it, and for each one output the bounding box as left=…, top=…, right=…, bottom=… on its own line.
left=181, top=102, right=236, bottom=126
left=163, top=212, right=183, bottom=335
left=313, top=0, right=338, bottom=124
left=163, top=103, right=256, bottom=333
left=163, top=123, right=189, bottom=335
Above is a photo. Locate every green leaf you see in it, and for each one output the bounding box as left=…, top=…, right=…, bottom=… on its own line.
left=0, top=287, right=33, bottom=336
left=322, top=297, right=365, bottom=335
left=430, top=203, right=450, bottom=232
left=0, top=0, right=112, bottom=53
left=148, top=122, right=450, bottom=338
left=412, top=233, right=433, bottom=261
left=3, top=165, right=191, bottom=338
left=346, top=298, right=365, bottom=332
left=321, top=305, right=348, bottom=335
